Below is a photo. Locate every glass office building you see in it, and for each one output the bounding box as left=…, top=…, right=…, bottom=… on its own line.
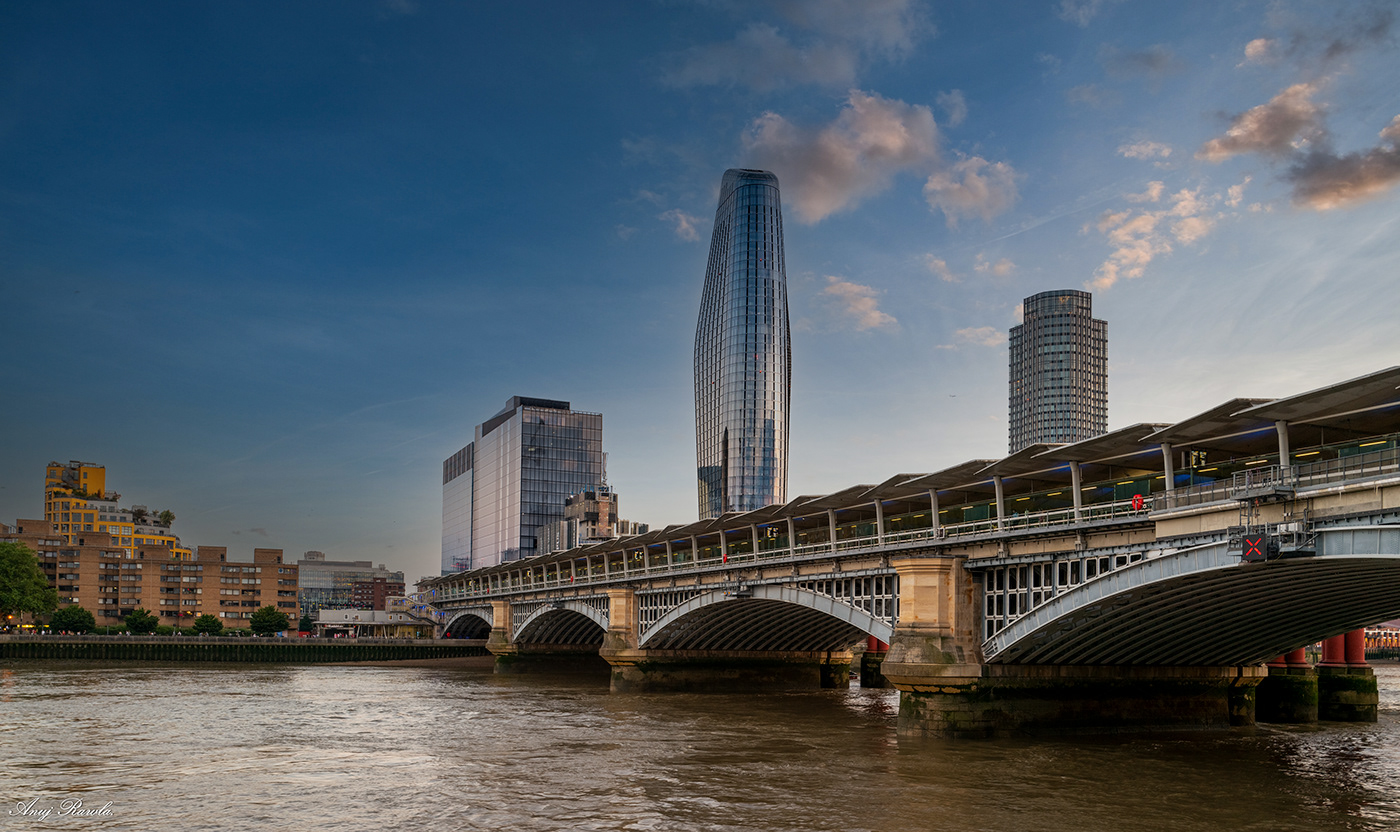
left=1008, top=289, right=1108, bottom=453
left=441, top=397, right=604, bottom=573
left=694, top=169, right=791, bottom=519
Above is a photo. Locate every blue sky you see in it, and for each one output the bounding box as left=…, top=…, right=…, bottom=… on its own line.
left=3, top=0, right=1398, bottom=582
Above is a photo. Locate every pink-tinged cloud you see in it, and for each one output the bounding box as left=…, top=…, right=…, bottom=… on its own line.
left=658, top=209, right=703, bottom=241
left=1088, top=186, right=1219, bottom=290
left=821, top=276, right=899, bottom=331
left=923, top=156, right=1019, bottom=227
left=1288, top=115, right=1400, bottom=210
left=1197, top=83, right=1325, bottom=161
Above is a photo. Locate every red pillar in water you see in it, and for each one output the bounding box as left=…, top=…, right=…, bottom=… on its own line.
left=1319, top=634, right=1347, bottom=668
left=1344, top=628, right=1368, bottom=667
left=1285, top=648, right=1308, bottom=666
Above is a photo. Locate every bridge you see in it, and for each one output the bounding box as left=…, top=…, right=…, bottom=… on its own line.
left=418, top=367, right=1400, bottom=735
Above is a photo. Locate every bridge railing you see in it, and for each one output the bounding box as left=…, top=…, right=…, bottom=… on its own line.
left=1153, top=446, right=1400, bottom=512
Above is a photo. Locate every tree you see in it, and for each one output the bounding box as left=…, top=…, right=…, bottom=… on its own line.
left=193, top=613, right=223, bottom=635
left=50, top=605, right=95, bottom=634
left=250, top=605, right=289, bottom=635
left=298, top=615, right=314, bottom=632
left=130, top=507, right=148, bottom=524
left=124, top=607, right=158, bottom=633
left=0, top=540, right=59, bottom=621
left=157, top=510, right=175, bottom=526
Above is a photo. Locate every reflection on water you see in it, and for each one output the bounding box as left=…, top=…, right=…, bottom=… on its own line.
left=3, top=661, right=1400, bottom=831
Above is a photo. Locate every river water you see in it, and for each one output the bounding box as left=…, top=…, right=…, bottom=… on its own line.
left=4, top=660, right=1400, bottom=831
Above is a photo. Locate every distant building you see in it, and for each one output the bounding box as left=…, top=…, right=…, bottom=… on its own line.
left=350, top=577, right=404, bottom=611
left=1008, top=289, right=1108, bottom=453
left=536, top=486, right=650, bottom=554
left=694, top=169, right=791, bottom=519
left=314, top=609, right=433, bottom=639
left=441, top=397, right=605, bottom=573
left=43, top=460, right=189, bottom=557
left=0, top=518, right=297, bottom=627
left=296, top=551, right=404, bottom=620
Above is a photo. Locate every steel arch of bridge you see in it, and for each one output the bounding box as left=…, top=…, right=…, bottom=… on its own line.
left=639, top=584, right=894, bottom=650
left=985, top=524, right=1400, bottom=666
left=513, top=598, right=609, bottom=644
left=443, top=606, right=493, bottom=636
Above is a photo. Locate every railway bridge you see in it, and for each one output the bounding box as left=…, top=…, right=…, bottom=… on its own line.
left=418, top=368, right=1400, bottom=735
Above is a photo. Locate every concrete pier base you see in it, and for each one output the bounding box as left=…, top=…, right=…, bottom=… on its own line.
left=890, top=665, right=1267, bottom=738
left=1317, top=666, right=1378, bottom=722
left=602, top=649, right=853, bottom=693
left=1256, top=666, right=1318, bottom=724
left=860, top=651, right=891, bottom=688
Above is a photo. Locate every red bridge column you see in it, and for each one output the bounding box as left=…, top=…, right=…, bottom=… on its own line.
left=1318, top=628, right=1377, bottom=722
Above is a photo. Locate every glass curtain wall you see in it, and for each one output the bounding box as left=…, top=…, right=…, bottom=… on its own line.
left=694, top=169, right=791, bottom=519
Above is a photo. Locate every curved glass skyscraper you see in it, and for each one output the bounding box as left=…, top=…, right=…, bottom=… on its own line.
left=694, top=169, right=791, bottom=519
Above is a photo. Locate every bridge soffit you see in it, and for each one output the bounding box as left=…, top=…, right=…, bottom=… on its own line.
left=444, top=606, right=493, bottom=630
left=512, top=597, right=610, bottom=640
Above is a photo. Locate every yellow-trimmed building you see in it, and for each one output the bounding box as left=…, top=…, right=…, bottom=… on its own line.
left=44, top=460, right=190, bottom=559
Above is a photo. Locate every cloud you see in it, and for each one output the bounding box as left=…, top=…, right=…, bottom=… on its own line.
left=1118, top=140, right=1172, bottom=160
left=936, top=89, right=967, bottom=126
left=744, top=90, right=939, bottom=223
left=615, top=225, right=638, bottom=240
left=1198, top=80, right=1400, bottom=210
left=1241, top=37, right=1277, bottom=65
left=1056, top=0, right=1122, bottom=27
left=383, top=0, right=417, bottom=14
left=923, top=156, right=1020, bottom=226
left=953, top=326, right=1007, bottom=347
left=1100, top=44, right=1184, bottom=80
left=745, top=90, right=1017, bottom=225
left=1225, top=176, right=1251, bottom=207
left=663, top=0, right=928, bottom=91
left=924, top=255, right=957, bottom=282
left=1065, top=84, right=1119, bottom=108
left=659, top=209, right=703, bottom=241
left=1035, top=52, right=1062, bottom=74
left=974, top=254, right=1016, bottom=276
left=1088, top=186, right=1220, bottom=290
left=1197, top=82, right=1325, bottom=161
left=1288, top=116, right=1400, bottom=210
left=821, top=276, right=899, bottom=331
left=231, top=527, right=270, bottom=537
left=1124, top=180, right=1164, bottom=203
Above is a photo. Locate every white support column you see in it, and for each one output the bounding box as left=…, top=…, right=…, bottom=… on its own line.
left=665, top=540, right=673, bottom=568
left=750, top=524, right=760, bottom=556
left=570, top=559, right=576, bottom=582
left=1071, top=463, right=1083, bottom=522
left=993, top=475, right=1006, bottom=530
left=929, top=490, right=941, bottom=536
left=786, top=518, right=796, bottom=552
left=603, top=553, right=611, bottom=577
left=873, top=500, right=885, bottom=544
left=719, top=531, right=728, bottom=561
left=690, top=536, right=698, bottom=564
left=827, top=509, right=838, bottom=550
left=1276, top=420, right=1291, bottom=480
left=1161, top=443, right=1175, bottom=492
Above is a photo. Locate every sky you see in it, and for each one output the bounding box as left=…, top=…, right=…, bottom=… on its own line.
left=2, top=0, right=1399, bottom=583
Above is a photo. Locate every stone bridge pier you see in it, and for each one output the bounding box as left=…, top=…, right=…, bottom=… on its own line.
left=879, top=554, right=1265, bottom=737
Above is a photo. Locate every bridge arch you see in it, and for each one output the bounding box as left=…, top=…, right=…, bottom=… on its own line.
left=986, top=525, right=1400, bottom=666
left=640, top=585, right=893, bottom=651
left=444, top=608, right=493, bottom=639
left=514, top=599, right=608, bottom=646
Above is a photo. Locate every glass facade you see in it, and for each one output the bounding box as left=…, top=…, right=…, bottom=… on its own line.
left=694, top=169, right=791, bottom=519
left=1008, top=289, right=1108, bottom=453
left=441, top=397, right=604, bottom=572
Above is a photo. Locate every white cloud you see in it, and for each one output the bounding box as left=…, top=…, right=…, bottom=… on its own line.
left=1088, top=186, right=1220, bottom=290
left=659, top=209, right=703, bottom=241
left=1100, top=44, right=1184, bottom=80
left=821, top=276, right=899, bottom=331
left=1241, top=37, right=1277, bottom=65
left=1197, top=82, right=1325, bottom=161
left=1118, top=141, right=1172, bottom=160
left=923, top=156, right=1019, bottom=227
left=924, top=255, right=958, bottom=282
left=973, top=253, right=1016, bottom=276
left=936, top=89, right=967, bottom=126
left=954, top=325, right=1007, bottom=346
left=744, top=90, right=939, bottom=223
left=1225, top=176, right=1251, bottom=207
left=1124, top=180, right=1164, bottom=203
left=615, top=225, right=638, bottom=240
left=1066, top=84, right=1119, bottom=108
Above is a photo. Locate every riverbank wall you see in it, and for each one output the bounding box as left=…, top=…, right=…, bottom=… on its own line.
left=0, top=635, right=488, bottom=663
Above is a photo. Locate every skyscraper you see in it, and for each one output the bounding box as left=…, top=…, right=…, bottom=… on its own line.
left=694, top=169, right=791, bottom=519
left=1008, top=289, right=1108, bottom=453
left=441, top=397, right=604, bottom=573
